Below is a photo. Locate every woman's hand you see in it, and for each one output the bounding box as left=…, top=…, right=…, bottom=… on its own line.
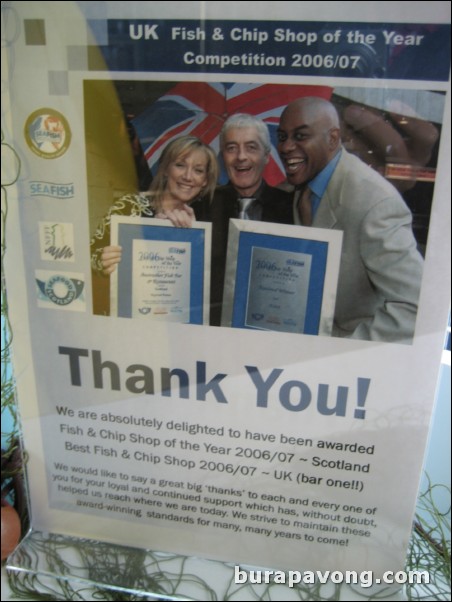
left=156, top=204, right=196, bottom=228
left=101, top=245, right=122, bottom=275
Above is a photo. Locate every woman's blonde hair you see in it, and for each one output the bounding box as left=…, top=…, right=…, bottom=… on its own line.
left=150, top=136, right=218, bottom=203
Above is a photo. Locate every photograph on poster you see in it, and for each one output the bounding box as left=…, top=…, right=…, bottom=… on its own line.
left=87, top=80, right=444, bottom=344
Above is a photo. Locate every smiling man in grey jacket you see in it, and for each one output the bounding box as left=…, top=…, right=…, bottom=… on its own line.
left=277, top=97, right=424, bottom=343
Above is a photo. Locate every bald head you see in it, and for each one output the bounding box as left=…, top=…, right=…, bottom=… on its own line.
left=277, top=97, right=341, bottom=187
left=282, top=97, right=340, bottom=130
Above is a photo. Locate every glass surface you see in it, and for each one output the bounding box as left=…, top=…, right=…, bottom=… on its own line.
left=7, top=530, right=406, bottom=601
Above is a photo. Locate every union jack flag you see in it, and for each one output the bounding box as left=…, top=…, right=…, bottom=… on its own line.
left=132, top=82, right=332, bottom=186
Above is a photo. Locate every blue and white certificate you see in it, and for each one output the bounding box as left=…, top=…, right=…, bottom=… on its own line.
left=222, top=220, right=343, bottom=336
left=245, top=246, right=312, bottom=333
left=110, top=216, right=211, bottom=324
left=131, top=238, right=192, bottom=321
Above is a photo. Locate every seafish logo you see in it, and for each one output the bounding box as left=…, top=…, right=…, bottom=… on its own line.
left=30, top=181, right=75, bottom=199
left=24, top=108, right=71, bottom=159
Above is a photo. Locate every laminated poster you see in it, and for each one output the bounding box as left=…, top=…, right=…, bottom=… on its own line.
left=2, top=1, right=451, bottom=598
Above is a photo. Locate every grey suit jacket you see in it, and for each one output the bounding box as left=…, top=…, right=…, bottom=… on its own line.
left=311, top=149, right=423, bottom=343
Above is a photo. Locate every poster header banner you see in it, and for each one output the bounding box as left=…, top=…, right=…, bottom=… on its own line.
left=90, top=20, right=451, bottom=80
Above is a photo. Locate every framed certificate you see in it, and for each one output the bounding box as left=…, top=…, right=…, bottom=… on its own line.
left=222, top=220, right=342, bottom=336
left=110, top=216, right=211, bottom=324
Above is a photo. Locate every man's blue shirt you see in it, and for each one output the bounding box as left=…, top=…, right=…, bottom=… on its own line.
left=308, top=149, right=342, bottom=217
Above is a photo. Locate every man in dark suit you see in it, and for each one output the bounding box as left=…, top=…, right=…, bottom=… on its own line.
left=195, top=113, right=292, bottom=326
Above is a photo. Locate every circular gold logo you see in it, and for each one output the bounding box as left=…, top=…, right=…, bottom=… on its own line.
left=24, top=108, right=71, bottom=159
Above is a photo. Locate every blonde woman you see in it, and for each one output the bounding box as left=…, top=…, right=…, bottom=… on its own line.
left=91, top=135, right=218, bottom=275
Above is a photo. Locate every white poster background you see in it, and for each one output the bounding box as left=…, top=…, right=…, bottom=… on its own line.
left=3, top=0, right=450, bottom=586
